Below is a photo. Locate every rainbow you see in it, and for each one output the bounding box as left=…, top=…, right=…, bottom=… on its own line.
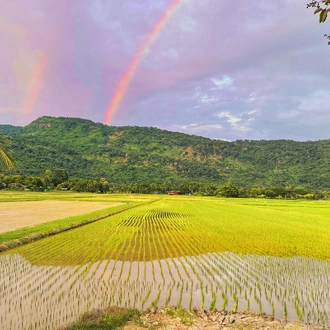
left=104, top=0, right=184, bottom=125
left=22, top=53, right=48, bottom=115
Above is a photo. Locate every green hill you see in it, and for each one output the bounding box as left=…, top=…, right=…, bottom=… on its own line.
left=1, top=116, right=330, bottom=190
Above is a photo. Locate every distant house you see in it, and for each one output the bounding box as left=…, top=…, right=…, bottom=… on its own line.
left=167, top=190, right=180, bottom=195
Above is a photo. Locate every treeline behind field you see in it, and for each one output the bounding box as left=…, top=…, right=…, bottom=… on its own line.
left=0, top=173, right=326, bottom=200
left=1, top=116, right=330, bottom=191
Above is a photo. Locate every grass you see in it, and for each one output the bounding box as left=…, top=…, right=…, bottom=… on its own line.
left=59, top=307, right=141, bottom=330
left=165, top=308, right=193, bottom=326
left=0, top=204, right=126, bottom=243
left=177, top=308, right=193, bottom=326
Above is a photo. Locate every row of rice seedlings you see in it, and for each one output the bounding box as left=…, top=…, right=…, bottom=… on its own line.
left=156, top=209, right=233, bottom=306
left=78, top=202, right=322, bottom=324
left=145, top=211, right=188, bottom=307
left=140, top=212, right=148, bottom=281
left=117, top=231, right=137, bottom=282
left=183, top=200, right=328, bottom=320
left=252, top=255, right=330, bottom=323
left=2, top=200, right=330, bottom=329
left=162, top=220, right=193, bottom=282
left=64, top=234, right=117, bottom=290
left=148, top=211, right=166, bottom=282
left=145, top=214, right=157, bottom=282
left=1, top=210, right=141, bottom=329
left=223, top=253, right=291, bottom=317
left=109, top=212, right=144, bottom=292
left=158, top=214, right=208, bottom=309
left=143, top=210, right=203, bottom=308
left=160, top=212, right=210, bottom=306
left=0, top=255, right=75, bottom=329
left=92, top=215, right=139, bottom=282
left=230, top=252, right=329, bottom=323
left=169, top=214, right=232, bottom=309
left=103, top=210, right=157, bottom=308
left=2, top=249, right=330, bottom=330
left=124, top=230, right=140, bottom=283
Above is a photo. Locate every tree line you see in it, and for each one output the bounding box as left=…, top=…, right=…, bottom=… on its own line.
left=0, top=170, right=327, bottom=200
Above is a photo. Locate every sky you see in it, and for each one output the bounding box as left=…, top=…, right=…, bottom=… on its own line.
left=0, top=0, right=329, bottom=141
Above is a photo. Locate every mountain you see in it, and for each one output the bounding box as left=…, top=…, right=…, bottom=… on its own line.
left=1, top=116, right=330, bottom=190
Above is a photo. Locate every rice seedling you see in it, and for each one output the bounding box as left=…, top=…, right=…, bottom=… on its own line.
left=0, top=196, right=329, bottom=329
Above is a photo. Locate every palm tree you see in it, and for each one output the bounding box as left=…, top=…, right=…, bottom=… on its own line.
left=0, top=135, right=16, bottom=170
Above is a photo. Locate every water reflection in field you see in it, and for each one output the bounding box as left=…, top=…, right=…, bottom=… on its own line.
left=0, top=252, right=329, bottom=330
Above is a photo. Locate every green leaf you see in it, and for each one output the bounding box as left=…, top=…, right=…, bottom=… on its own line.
left=314, top=7, right=322, bottom=14
left=0, top=135, right=16, bottom=170
left=320, top=9, right=328, bottom=23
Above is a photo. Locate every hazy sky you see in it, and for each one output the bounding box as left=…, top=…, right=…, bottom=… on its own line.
left=1, top=0, right=329, bottom=141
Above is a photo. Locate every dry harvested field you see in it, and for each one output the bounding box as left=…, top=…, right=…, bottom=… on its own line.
left=0, top=200, right=123, bottom=234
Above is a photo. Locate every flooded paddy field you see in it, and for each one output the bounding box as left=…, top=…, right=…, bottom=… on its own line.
left=1, top=197, right=330, bottom=329
left=0, top=253, right=329, bottom=330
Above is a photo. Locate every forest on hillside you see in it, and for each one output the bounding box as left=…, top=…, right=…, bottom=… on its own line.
left=1, top=116, right=330, bottom=192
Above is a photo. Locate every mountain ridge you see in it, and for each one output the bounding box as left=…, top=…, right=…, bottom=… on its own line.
left=1, top=116, right=330, bottom=190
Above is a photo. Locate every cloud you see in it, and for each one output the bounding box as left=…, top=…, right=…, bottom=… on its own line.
left=199, top=94, right=218, bottom=105
left=174, top=123, right=223, bottom=131
left=211, top=75, right=233, bottom=89
left=216, top=111, right=250, bottom=132
left=248, top=93, right=257, bottom=102
left=180, top=17, right=196, bottom=32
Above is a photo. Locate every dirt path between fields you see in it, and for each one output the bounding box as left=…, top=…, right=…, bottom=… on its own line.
left=124, top=307, right=326, bottom=330
left=0, top=200, right=123, bottom=233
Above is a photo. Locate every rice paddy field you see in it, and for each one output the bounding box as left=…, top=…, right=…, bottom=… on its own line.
left=1, top=193, right=330, bottom=329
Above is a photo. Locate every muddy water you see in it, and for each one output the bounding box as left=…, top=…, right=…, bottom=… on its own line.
left=0, top=252, right=329, bottom=330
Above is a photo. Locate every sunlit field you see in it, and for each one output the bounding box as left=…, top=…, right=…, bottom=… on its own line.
left=1, top=193, right=330, bottom=329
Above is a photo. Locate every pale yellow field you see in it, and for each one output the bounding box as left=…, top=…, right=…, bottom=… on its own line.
left=0, top=200, right=123, bottom=233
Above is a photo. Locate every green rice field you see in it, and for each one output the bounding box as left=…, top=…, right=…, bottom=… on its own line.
left=1, top=193, right=330, bottom=329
